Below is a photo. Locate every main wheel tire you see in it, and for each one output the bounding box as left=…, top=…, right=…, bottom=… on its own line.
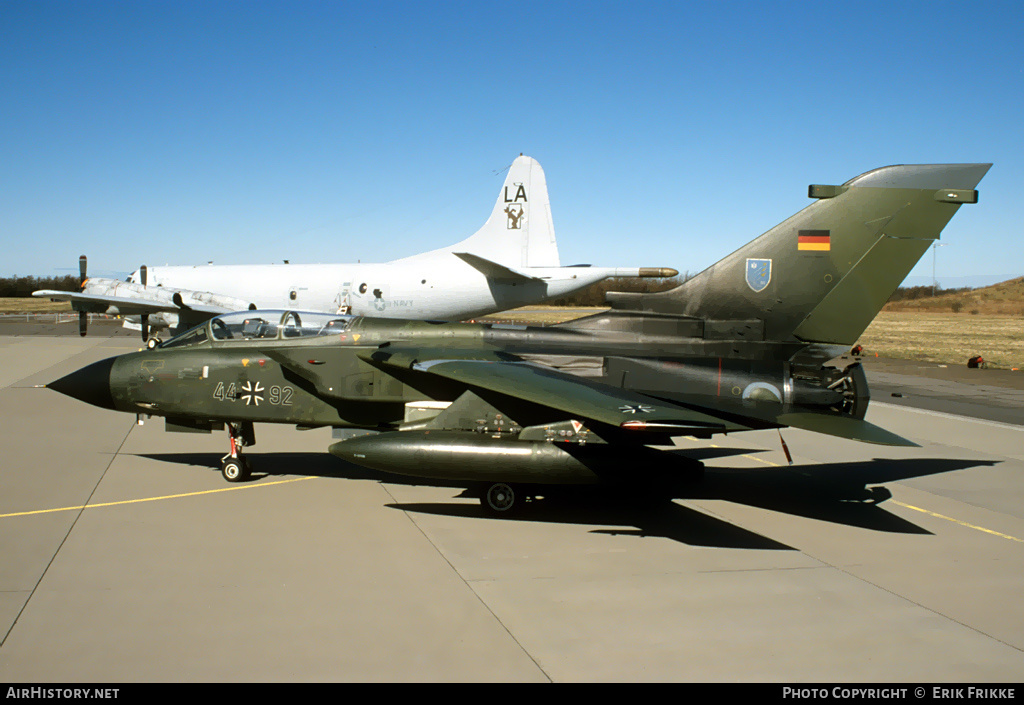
left=482, top=483, right=516, bottom=514
left=222, top=458, right=245, bottom=482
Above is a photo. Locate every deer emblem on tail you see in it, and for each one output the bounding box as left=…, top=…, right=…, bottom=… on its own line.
left=504, top=204, right=525, bottom=230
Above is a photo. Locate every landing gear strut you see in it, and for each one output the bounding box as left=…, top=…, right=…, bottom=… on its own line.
left=220, top=421, right=255, bottom=482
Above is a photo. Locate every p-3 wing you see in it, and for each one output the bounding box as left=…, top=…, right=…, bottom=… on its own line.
left=32, top=289, right=187, bottom=317
left=35, top=281, right=250, bottom=315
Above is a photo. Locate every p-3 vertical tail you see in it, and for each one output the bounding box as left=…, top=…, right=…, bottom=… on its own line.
left=400, top=154, right=560, bottom=268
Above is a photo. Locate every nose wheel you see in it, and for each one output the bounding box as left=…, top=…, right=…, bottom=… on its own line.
left=220, top=455, right=252, bottom=482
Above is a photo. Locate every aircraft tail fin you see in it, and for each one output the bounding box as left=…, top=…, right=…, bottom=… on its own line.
left=405, top=155, right=559, bottom=268
left=607, top=163, right=991, bottom=346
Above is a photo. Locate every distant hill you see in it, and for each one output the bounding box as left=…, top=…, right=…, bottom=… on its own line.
left=899, top=274, right=1021, bottom=289
left=884, top=277, right=1024, bottom=315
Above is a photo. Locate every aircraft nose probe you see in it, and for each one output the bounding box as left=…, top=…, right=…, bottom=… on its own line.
left=47, top=357, right=118, bottom=411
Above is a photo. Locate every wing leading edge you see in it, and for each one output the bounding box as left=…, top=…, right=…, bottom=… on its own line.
left=32, top=289, right=187, bottom=316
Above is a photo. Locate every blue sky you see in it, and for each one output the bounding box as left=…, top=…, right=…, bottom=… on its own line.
left=2, top=1, right=1021, bottom=288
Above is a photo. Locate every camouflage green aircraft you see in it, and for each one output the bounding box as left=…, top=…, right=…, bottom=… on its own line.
left=48, top=163, right=990, bottom=513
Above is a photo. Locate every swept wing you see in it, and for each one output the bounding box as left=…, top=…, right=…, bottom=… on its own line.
left=365, top=348, right=915, bottom=445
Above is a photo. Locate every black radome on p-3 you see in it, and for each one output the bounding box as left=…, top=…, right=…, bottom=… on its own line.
left=48, top=163, right=991, bottom=512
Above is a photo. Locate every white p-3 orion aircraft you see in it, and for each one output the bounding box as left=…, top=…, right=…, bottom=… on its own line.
left=35, top=155, right=676, bottom=343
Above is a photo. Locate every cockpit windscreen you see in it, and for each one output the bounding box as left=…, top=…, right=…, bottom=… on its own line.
left=158, top=310, right=356, bottom=349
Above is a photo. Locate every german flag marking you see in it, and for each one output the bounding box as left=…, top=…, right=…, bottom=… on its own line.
left=798, top=229, right=831, bottom=251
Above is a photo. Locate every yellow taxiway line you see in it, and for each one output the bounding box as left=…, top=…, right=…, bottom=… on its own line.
left=0, top=476, right=318, bottom=519
left=8, top=444, right=1023, bottom=544
left=889, top=500, right=1024, bottom=543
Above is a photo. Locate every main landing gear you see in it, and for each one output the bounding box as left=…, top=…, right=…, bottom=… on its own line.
left=220, top=421, right=255, bottom=482
left=479, top=482, right=538, bottom=515
left=482, top=482, right=517, bottom=514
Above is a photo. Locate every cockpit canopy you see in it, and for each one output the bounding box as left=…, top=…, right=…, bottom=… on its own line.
left=159, top=310, right=357, bottom=349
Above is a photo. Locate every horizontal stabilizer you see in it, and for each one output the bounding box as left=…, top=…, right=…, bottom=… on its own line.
left=776, top=412, right=919, bottom=447
left=453, top=252, right=541, bottom=282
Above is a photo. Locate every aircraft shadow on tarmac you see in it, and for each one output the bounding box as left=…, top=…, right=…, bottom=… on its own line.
left=139, top=450, right=998, bottom=551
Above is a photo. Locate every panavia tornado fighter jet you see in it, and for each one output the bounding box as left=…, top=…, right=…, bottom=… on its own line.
left=48, top=163, right=990, bottom=513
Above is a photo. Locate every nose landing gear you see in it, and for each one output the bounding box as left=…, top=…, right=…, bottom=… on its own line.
left=220, top=421, right=255, bottom=482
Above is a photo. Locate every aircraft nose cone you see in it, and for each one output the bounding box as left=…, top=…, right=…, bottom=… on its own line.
left=47, top=357, right=117, bottom=411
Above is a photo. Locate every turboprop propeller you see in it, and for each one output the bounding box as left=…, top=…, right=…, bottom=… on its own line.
left=139, top=264, right=149, bottom=342
left=78, top=255, right=88, bottom=337
left=73, top=256, right=151, bottom=342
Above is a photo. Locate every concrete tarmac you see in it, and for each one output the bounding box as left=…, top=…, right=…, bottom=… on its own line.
left=1, top=325, right=1023, bottom=682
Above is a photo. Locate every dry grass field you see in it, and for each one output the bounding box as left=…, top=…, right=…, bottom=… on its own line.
left=0, top=297, right=72, bottom=314
left=868, top=278, right=1024, bottom=368
left=476, top=306, right=607, bottom=325
left=858, top=312, right=1024, bottom=370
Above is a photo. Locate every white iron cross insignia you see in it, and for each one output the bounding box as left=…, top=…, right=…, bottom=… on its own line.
left=240, top=380, right=264, bottom=406
left=619, top=404, right=654, bottom=414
